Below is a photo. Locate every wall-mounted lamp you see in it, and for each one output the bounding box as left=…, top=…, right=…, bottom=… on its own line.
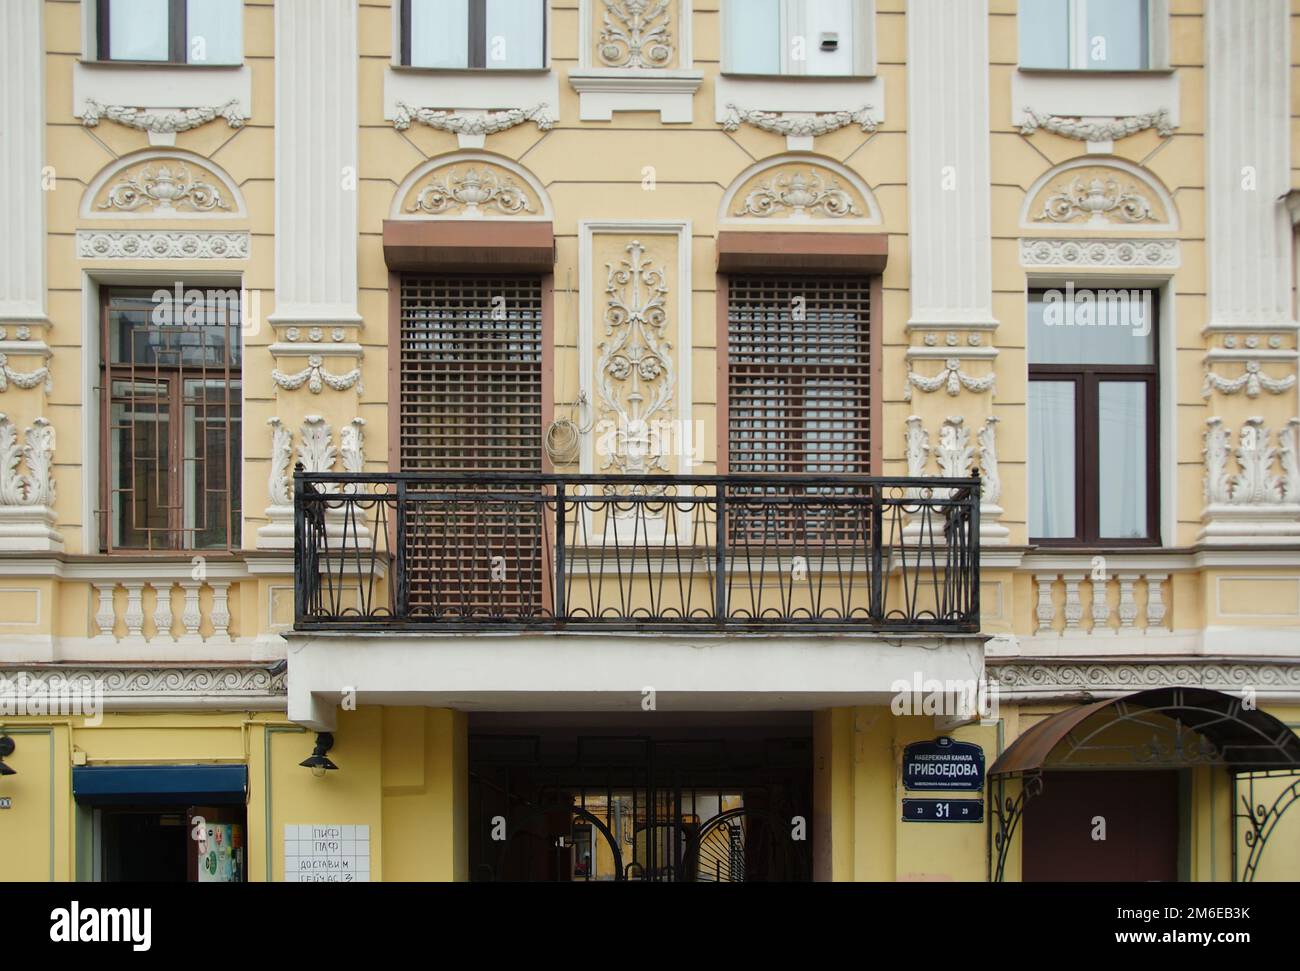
left=299, top=732, right=338, bottom=777
left=0, top=736, right=15, bottom=776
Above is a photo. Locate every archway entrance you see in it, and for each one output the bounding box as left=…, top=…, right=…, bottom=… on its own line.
left=988, top=688, right=1300, bottom=882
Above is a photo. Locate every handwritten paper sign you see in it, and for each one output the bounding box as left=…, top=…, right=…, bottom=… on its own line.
left=284, top=824, right=370, bottom=882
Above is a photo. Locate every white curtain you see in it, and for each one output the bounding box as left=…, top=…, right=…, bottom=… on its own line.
left=1028, top=381, right=1076, bottom=538
left=1097, top=381, right=1147, bottom=538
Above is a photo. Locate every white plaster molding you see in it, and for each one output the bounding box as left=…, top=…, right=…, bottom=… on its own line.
left=1020, top=156, right=1179, bottom=232
left=1019, top=237, right=1180, bottom=269
left=569, top=72, right=702, bottom=123
left=719, top=154, right=881, bottom=227
left=713, top=76, right=886, bottom=151
left=1018, top=107, right=1175, bottom=143
left=274, top=0, right=360, bottom=330
left=72, top=63, right=253, bottom=146
left=1201, top=361, right=1297, bottom=399
left=76, top=231, right=250, bottom=260
left=384, top=70, right=561, bottom=148
left=0, top=665, right=287, bottom=710
left=389, top=151, right=554, bottom=221
left=903, top=413, right=1007, bottom=544
left=988, top=659, right=1300, bottom=702
left=578, top=221, right=692, bottom=480
left=81, top=149, right=248, bottom=220
left=0, top=0, right=46, bottom=325
left=0, top=353, right=50, bottom=394
left=258, top=416, right=369, bottom=549
left=906, top=0, right=996, bottom=333
left=903, top=358, right=996, bottom=401
left=1205, top=0, right=1293, bottom=333
left=0, top=413, right=60, bottom=552
left=1200, top=417, right=1300, bottom=544
left=591, top=0, right=680, bottom=69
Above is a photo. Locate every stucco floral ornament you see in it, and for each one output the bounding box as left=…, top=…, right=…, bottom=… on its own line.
left=80, top=99, right=247, bottom=134
left=271, top=355, right=363, bottom=395
left=0, top=352, right=50, bottom=393
left=407, top=168, right=533, bottom=217
left=100, top=163, right=231, bottom=214
left=735, top=170, right=859, bottom=219
left=1036, top=176, right=1156, bottom=226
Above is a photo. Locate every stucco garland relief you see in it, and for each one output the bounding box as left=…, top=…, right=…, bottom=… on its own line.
left=78, top=98, right=248, bottom=134
left=598, top=0, right=674, bottom=68
left=96, top=161, right=231, bottom=215
left=1203, top=417, right=1300, bottom=507
left=0, top=351, right=50, bottom=395
left=1201, top=361, right=1297, bottom=400
left=597, top=240, right=674, bottom=475
left=271, top=354, right=363, bottom=396
left=404, top=164, right=538, bottom=218
left=76, top=231, right=250, bottom=260
left=721, top=104, right=878, bottom=139
left=1018, top=107, right=1175, bottom=143
left=903, top=358, right=996, bottom=402
left=392, top=102, right=555, bottom=135
left=1019, top=238, right=1179, bottom=269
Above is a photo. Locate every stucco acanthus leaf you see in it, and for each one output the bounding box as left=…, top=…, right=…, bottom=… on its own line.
left=1200, top=360, right=1297, bottom=399
left=721, top=103, right=877, bottom=137
left=80, top=99, right=248, bottom=133
left=267, top=418, right=293, bottom=507
left=0, top=414, right=55, bottom=507
left=393, top=102, right=555, bottom=134
left=1019, top=107, right=1175, bottom=141
left=903, top=358, right=995, bottom=401
left=271, top=354, right=363, bottom=395
left=1204, top=416, right=1300, bottom=506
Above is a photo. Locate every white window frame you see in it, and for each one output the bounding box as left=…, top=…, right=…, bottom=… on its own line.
left=1019, top=0, right=1170, bottom=72
left=721, top=0, right=876, bottom=78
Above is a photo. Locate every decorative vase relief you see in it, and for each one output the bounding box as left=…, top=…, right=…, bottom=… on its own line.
left=98, top=163, right=231, bottom=214
left=1035, top=176, right=1156, bottom=226
left=734, top=169, right=860, bottom=219
left=596, top=241, right=674, bottom=476
left=598, top=0, right=674, bottom=68
left=406, top=167, right=534, bottom=217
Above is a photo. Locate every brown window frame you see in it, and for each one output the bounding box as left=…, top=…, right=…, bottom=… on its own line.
left=99, top=286, right=242, bottom=554
left=399, top=0, right=547, bottom=69
left=97, top=0, right=206, bottom=65
left=1028, top=289, right=1161, bottom=548
left=717, top=273, right=883, bottom=477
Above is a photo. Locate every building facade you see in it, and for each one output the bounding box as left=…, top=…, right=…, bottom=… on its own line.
left=1, top=0, right=1299, bottom=882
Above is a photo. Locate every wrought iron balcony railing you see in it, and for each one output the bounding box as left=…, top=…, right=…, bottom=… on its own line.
left=293, top=473, right=980, bottom=633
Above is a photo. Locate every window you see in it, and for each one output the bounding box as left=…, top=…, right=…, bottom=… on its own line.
left=726, top=276, right=872, bottom=474
left=1020, top=0, right=1151, bottom=71
left=398, top=275, right=544, bottom=617
left=723, top=0, right=874, bottom=77
left=100, top=288, right=242, bottom=552
left=400, top=0, right=546, bottom=69
left=1027, top=288, right=1159, bottom=545
left=96, top=0, right=243, bottom=65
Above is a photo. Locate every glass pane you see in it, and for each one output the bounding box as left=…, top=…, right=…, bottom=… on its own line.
left=187, top=0, right=243, bottom=64
left=1028, top=289, right=1156, bottom=365
left=110, top=381, right=172, bottom=550
left=1085, top=0, right=1148, bottom=70
left=108, top=289, right=241, bottom=369
left=108, top=0, right=170, bottom=61
left=727, top=0, right=781, bottom=74
left=805, top=0, right=854, bottom=76
left=1028, top=381, right=1076, bottom=539
left=1019, top=0, right=1071, bottom=68
left=485, top=0, right=545, bottom=69
left=410, top=0, right=469, bottom=68
left=1098, top=381, right=1149, bottom=538
left=184, top=379, right=241, bottom=549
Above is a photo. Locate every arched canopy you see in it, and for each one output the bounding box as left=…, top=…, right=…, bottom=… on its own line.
left=990, top=688, right=1300, bottom=776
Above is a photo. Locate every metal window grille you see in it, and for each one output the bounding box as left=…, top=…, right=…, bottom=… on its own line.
left=100, top=287, right=242, bottom=552
left=398, top=275, right=545, bottom=617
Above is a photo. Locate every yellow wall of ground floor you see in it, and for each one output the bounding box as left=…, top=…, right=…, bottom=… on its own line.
left=2, top=703, right=1297, bottom=882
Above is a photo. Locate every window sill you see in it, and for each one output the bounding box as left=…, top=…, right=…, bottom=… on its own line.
left=78, top=59, right=245, bottom=69
left=719, top=71, right=879, bottom=81
left=388, top=64, right=550, bottom=76
left=1016, top=66, right=1175, bottom=78
left=72, top=61, right=253, bottom=145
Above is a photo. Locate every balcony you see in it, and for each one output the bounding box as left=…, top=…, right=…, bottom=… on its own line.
left=292, top=473, right=981, bottom=634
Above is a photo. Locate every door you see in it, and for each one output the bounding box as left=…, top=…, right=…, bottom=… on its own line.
left=1022, top=770, right=1179, bottom=881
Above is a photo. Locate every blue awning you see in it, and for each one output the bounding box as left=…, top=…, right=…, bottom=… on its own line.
left=73, top=764, right=247, bottom=806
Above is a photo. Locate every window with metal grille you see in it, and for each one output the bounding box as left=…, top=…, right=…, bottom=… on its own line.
left=727, top=276, right=871, bottom=475
left=100, top=287, right=242, bottom=552
left=398, top=275, right=545, bottom=618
